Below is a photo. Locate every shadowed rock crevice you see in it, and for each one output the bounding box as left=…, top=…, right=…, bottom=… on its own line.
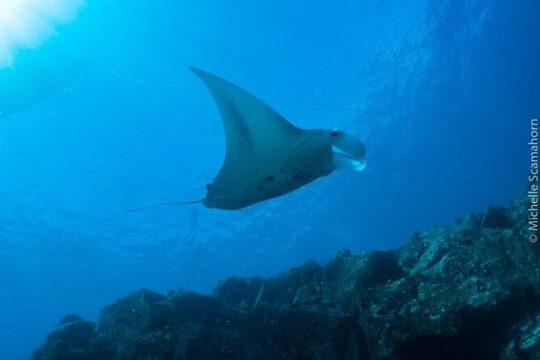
left=31, top=191, right=540, bottom=359
left=397, top=295, right=540, bottom=360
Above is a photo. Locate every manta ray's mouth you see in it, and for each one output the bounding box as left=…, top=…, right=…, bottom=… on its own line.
left=332, top=149, right=367, bottom=172
left=0, top=0, right=83, bottom=68
left=350, top=159, right=367, bottom=171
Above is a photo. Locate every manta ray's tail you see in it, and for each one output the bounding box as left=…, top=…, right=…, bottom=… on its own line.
left=125, top=199, right=204, bottom=213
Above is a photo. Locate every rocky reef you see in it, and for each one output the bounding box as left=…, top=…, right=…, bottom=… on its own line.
left=31, top=192, right=540, bottom=360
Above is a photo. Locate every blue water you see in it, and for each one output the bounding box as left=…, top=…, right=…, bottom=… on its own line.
left=0, top=0, right=538, bottom=358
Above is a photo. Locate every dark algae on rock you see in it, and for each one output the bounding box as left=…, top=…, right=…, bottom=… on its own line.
left=31, top=192, right=540, bottom=360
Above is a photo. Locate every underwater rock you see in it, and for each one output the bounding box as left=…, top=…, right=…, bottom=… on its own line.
left=57, top=289, right=364, bottom=359
left=481, top=205, right=514, bottom=229
left=31, top=190, right=540, bottom=360
left=31, top=315, right=115, bottom=360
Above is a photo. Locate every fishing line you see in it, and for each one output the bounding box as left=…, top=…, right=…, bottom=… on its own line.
left=181, top=208, right=198, bottom=245
left=93, top=58, right=192, bottom=90
left=92, top=58, right=367, bottom=112
left=94, top=59, right=517, bottom=143
left=93, top=59, right=518, bottom=135
left=125, top=199, right=204, bottom=213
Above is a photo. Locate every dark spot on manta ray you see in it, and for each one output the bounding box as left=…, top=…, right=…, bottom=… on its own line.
left=331, top=130, right=339, bottom=137
left=258, top=186, right=264, bottom=191
left=263, top=176, right=275, bottom=182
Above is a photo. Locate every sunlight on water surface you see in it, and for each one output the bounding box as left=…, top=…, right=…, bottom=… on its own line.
left=0, top=0, right=83, bottom=68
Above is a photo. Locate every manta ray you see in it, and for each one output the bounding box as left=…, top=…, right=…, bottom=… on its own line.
left=190, top=67, right=366, bottom=210
left=129, top=67, right=366, bottom=212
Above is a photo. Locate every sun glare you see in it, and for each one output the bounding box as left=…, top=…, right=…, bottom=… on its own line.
left=0, top=0, right=83, bottom=68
